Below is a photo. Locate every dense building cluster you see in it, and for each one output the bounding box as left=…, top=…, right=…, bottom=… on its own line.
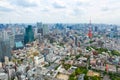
left=0, top=22, right=120, bottom=80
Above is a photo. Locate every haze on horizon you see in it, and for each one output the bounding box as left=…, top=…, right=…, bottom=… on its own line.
left=0, top=0, right=120, bottom=25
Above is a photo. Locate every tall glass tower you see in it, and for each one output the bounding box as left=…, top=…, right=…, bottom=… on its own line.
left=24, top=25, right=34, bottom=44
left=0, top=40, right=11, bottom=62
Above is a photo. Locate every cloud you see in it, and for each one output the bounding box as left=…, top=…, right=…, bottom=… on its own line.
left=0, top=6, right=13, bottom=12
left=8, top=0, right=37, bottom=7
left=0, top=0, right=120, bottom=25
left=101, top=7, right=110, bottom=12
left=72, top=8, right=84, bottom=16
left=41, top=8, right=50, bottom=12
left=76, top=1, right=91, bottom=7
left=52, top=2, right=66, bottom=9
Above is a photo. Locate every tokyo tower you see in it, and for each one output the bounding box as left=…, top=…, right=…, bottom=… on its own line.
left=88, top=19, right=92, bottom=39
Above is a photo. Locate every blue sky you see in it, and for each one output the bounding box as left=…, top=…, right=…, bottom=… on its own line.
left=0, top=0, right=120, bottom=24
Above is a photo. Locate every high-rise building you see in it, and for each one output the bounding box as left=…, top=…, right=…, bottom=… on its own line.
left=37, top=22, right=42, bottom=29
left=0, top=39, right=11, bottom=62
left=2, top=30, right=9, bottom=40
left=37, top=22, right=43, bottom=36
left=9, top=34, right=15, bottom=48
left=55, top=23, right=64, bottom=30
left=110, top=26, right=118, bottom=38
left=94, top=26, right=98, bottom=32
left=24, top=25, right=34, bottom=44
left=38, top=33, right=43, bottom=43
left=0, top=30, right=2, bottom=40
left=15, top=34, right=24, bottom=42
left=14, top=34, right=24, bottom=49
left=43, top=24, right=49, bottom=36
left=110, top=31, right=114, bottom=38
left=34, top=27, right=38, bottom=39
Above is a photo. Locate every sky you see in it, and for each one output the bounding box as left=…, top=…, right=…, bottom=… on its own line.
left=0, top=0, right=120, bottom=24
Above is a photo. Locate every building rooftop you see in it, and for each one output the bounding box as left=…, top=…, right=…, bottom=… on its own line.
left=15, top=41, right=23, bottom=48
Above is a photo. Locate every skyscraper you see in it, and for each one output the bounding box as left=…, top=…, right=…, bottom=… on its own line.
left=9, top=34, right=15, bottom=48
left=110, top=26, right=118, bottom=38
left=34, top=27, right=38, bottom=39
left=42, top=24, right=49, bottom=36
left=37, top=22, right=42, bottom=29
left=2, top=30, right=9, bottom=40
left=0, top=39, right=11, bottom=62
left=94, top=26, right=98, bottom=32
left=24, top=25, right=34, bottom=44
left=37, top=22, right=43, bottom=36
left=0, top=28, right=11, bottom=62
left=37, top=23, right=49, bottom=36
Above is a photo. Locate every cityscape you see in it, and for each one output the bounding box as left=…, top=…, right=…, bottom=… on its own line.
left=0, top=0, right=120, bottom=80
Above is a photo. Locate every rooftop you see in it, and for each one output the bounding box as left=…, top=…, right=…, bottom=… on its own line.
left=15, top=41, right=23, bottom=48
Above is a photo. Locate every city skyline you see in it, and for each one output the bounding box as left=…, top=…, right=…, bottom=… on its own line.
left=0, top=0, right=120, bottom=25
left=0, top=12, right=120, bottom=79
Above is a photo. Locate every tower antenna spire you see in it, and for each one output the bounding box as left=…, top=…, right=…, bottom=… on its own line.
left=89, top=17, right=92, bottom=27
left=88, top=18, right=92, bottom=38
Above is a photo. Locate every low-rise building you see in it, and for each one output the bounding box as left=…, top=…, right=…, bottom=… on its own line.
left=87, top=70, right=100, bottom=77
left=78, top=74, right=85, bottom=80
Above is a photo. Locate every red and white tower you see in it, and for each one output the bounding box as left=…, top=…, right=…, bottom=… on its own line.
left=88, top=19, right=92, bottom=39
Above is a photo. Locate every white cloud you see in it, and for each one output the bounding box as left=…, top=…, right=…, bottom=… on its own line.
left=0, top=0, right=119, bottom=25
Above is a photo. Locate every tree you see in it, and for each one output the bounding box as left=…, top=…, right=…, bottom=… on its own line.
left=111, top=50, right=120, bottom=56
left=69, top=72, right=77, bottom=80
left=62, top=64, right=71, bottom=70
